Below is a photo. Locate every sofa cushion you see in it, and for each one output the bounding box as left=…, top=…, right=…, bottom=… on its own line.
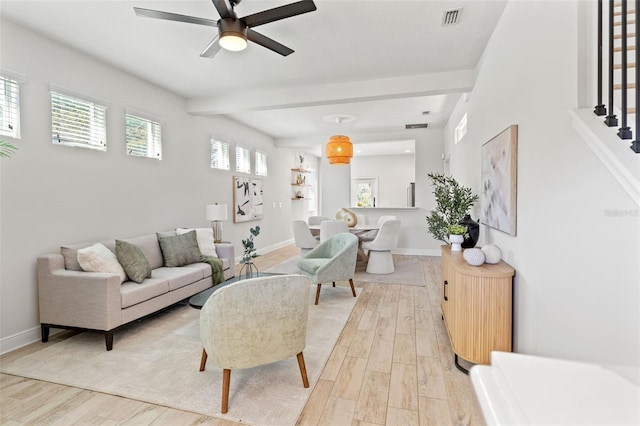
left=177, top=228, right=218, bottom=258
left=157, top=230, right=201, bottom=267
left=61, top=239, right=116, bottom=271
left=153, top=265, right=207, bottom=291
left=77, top=243, right=127, bottom=283
left=116, top=240, right=152, bottom=284
left=122, top=234, right=164, bottom=270
left=121, top=278, right=170, bottom=308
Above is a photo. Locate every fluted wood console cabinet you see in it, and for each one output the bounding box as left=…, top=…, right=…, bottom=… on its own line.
left=441, top=245, right=515, bottom=373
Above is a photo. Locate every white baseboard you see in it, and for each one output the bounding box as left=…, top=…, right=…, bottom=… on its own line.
left=234, top=238, right=295, bottom=264
left=0, top=325, right=46, bottom=355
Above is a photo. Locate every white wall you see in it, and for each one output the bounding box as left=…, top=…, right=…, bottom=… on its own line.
left=0, top=20, right=297, bottom=352
left=445, top=0, right=639, bottom=383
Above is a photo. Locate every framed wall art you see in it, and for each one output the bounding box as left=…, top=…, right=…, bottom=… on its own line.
left=233, top=176, right=264, bottom=223
left=480, top=125, right=518, bottom=236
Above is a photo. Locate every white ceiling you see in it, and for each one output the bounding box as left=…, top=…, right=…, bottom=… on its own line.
left=0, top=0, right=507, bottom=155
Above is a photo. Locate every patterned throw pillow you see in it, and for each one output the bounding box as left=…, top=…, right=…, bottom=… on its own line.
left=157, top=230, right=201, bottom=267
left=116, top=240, right=152, bottom=283
left=77, top=243, right=127, bottom=283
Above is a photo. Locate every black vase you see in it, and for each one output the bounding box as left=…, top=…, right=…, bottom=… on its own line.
left=459, top=215, right=480, bottom=248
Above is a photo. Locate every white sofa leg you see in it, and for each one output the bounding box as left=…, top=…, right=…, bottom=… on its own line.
left=366, top=250, right=394, bottom=274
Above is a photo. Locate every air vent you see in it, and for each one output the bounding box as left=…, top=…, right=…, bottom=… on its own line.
left=442, top=7, right=463, bottom=26
left=405, top=123, right=429, bottom=129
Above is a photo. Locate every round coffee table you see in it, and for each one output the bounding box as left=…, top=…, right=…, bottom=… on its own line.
left=188, top=272, right=281, bottom=309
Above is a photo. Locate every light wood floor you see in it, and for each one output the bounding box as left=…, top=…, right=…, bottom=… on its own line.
left=0, top=245, right=484, bottom=425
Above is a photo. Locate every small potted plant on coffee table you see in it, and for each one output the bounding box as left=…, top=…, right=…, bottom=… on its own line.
left=240, top=226, right=261, bottom=278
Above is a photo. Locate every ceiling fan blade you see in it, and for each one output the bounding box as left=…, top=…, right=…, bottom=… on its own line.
left=242, top=0, right=316, bottom=28
left=134, top=8, right=218, bottom=27
left=200, top=35, right=222, bottom=58
left=211, top=0, right=235, bottom=19
left=247, top=29, right=294, bottom=56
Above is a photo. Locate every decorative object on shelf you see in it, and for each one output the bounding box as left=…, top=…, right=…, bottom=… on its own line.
left=206, top=203, right=228, bottom=243
left=233, top=176, right=263, bottom=223
left=298, top=153, right=305, bottom=170
left=481, top=244, right=502, bottom=264
left=463, top=248, right=485, bottom=266
left=460, top=215, right=480, bottom=248
left=426, top=172, right=479, bottom=243
left=239, top=226, right=261, bottom=279
left=335, top=207, right=358, bottom=227
left=295, top=190, right=304, bottom=199
left=447, top=224, right=466, bottom=252
left=481, top=125, right=518, bottom=236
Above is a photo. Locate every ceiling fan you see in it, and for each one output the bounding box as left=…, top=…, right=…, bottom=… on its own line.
left=134, top=0, right=317, bottom=58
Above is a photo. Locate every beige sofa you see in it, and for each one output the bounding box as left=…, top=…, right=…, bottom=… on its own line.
left=37, top=230, right=235, bottom=350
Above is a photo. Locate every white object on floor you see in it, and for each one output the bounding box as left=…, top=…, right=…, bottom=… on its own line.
left=361, top=220, right=401, bottom=274
left=470, top=351, right=640, bottom=425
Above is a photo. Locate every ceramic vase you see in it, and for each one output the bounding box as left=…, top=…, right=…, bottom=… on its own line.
left=449, top=234, right=464, bottom=252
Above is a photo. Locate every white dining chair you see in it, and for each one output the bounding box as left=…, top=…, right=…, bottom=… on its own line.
left=361, top=219, right=401, bottom=274
left=376, top=215, right=397, bottom=226
left=358, top=215, right=397, bottom=243
left=320, top=221, right=348, bottom=243
left=292, top=220, right=319, bottom=255
left=307, top=216, right=329, bottom=226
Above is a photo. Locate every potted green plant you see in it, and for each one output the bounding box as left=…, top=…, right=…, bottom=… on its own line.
left=0, top=140, right=18, bottom=158
left=446, top=224, right=467, bottom=252
left=240, top=226, right=261, bottom=278
left=426, top=172, right=479, bottom=244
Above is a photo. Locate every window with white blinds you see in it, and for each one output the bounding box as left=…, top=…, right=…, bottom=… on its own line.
left=210, top=138, right=230, bottom=170
left=235, top=145, right=251, bottom=174
left=125, top=113, right=162, bottom=159
left=255, top=150, right=268, bottom=176
left=0, top=75, right=20, bottom=139
left=51, top=91, right=107, bottom=151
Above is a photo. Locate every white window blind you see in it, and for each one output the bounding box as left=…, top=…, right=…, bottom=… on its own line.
left=210, top=138, right=230, bottom=170
left=51, top=91, right=107, bottom=151
left=235, top=145, right=251, bottom=174
left=255, top=151, right=268, bottom=176
left=0, top=75, right=20, bottom=139
left=125, top=113, right=162, bottom=159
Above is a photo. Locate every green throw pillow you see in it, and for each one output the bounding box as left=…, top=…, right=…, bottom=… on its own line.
left=157, top=230, right=201, bottom=267
left=116, top=240, right=152, bottom=283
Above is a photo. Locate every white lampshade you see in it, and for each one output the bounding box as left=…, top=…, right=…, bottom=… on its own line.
left=206, top=204, right=228, bottom=221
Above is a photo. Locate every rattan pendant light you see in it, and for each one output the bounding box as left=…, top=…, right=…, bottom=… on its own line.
left=325, top=116, right=354, bottom=165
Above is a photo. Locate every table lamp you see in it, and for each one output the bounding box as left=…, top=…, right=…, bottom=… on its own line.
left=206, top=203, right=228, bottom=243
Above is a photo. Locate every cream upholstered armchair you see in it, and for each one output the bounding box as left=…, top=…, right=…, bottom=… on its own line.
left=199, top=274, right=311, bottom=413
left=297, top=233, right=358, bottom=305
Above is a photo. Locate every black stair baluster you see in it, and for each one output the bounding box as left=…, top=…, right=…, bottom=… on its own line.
left=632, top=0, right=640, bottom=152
left=606, top=0, right=619, bottom=126
left=596, top=0, right=607, bottom=115
left=619, top=0, right=633, bottom=138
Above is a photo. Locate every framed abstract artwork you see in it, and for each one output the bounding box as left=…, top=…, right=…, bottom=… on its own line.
left=233, top=176, right=264, bottom=223
left=481, top=125, right=518, bottom=236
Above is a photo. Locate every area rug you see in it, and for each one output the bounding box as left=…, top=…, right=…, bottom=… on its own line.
left=0, top=285, right=358, bottom=426
left=265, top=255, right=427, bottom=287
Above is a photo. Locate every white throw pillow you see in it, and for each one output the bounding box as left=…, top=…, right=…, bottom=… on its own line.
left=176, top=228, right=218, bottom=258
left=77, top=243, right=127, bottom=283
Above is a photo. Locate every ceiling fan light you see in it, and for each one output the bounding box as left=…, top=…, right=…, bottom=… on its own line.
left=326, top=135, right=353, bottom=165
left=220, top=33, right=247, bottom=51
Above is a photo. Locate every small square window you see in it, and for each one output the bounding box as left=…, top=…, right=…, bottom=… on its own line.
left=235, top=145, right=251, bottom=174
left=255, top=151, right=268, bottom=176
left=125, top=113, right=162, bottom=159
left=211, top=138, right=230, bottom=170
left=51, top=90, right=107, bottom=151
left=0, top=75, right=21, bottom=139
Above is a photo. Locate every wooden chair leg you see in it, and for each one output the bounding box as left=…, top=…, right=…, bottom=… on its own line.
left=315, top=283, right=322, bottom=305
left=199, top=348, right=208, bottom=372
left=297, top=352, right=310, bottom=388
left=221, top=369, right=230, bottom=414
left=349, top=278, right=357, bottom=297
